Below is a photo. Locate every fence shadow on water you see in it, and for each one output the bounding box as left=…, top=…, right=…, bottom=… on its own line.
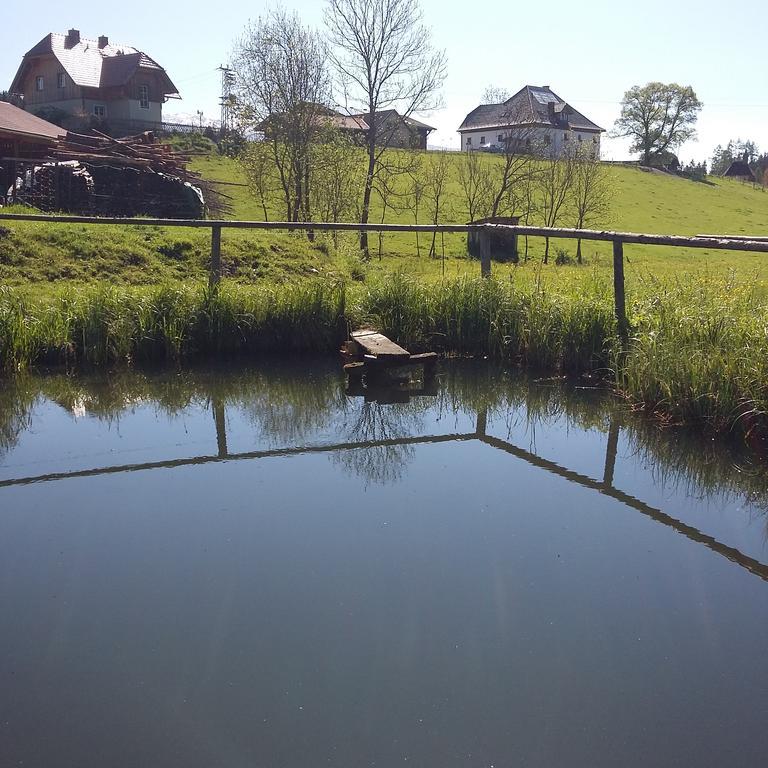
left=1, top=362, right=767, bottom=582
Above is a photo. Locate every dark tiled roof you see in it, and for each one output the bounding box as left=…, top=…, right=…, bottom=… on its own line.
left=459, top=85, right=603, bottom=133
left=352, top=109, right=435, bottom=133
left=0, top=101, right=65, bottom=141
left=10, top=32, right=179, bottom=96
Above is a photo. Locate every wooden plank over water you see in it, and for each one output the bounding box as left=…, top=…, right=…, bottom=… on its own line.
left=351, top=330, right=410, bottom=361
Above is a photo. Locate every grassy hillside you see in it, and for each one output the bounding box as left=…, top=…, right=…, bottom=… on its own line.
left=1, top=147, right=767, bottom=293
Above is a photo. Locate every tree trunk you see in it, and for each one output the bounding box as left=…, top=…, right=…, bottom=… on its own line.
left=576, top=238, right=582, bottom=263
left=360, top=130, right=376, bottom=257
left=544, top=236, right=550, bottom=264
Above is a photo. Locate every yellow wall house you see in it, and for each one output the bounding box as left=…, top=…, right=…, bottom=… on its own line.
left=9, top=28, right=180, bottom=135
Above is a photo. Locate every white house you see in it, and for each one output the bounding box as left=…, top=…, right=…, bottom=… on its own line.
left=458, top=85, right=604, bottom=158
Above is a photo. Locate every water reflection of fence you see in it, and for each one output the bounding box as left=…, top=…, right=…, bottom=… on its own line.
left=1, top=401, right=765, bottom=583
left=3, top=213, right=768, bottom=334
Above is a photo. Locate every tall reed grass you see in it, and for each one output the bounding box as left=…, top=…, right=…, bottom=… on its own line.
left=2, top=274, right=768, bottom=446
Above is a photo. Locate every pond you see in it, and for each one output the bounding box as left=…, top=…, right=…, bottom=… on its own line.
left=1, top=361, right=767, bottom=767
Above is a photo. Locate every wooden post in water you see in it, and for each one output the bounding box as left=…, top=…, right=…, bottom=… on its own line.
left=602, top=417, right=620, bottom=487
left=479, top=229, right=492, bottom=278
left=212, top=398, right=228, bottom=458
left=209, top=224, right=222, bottom=288
left=612, top=238, right=628, bottom=340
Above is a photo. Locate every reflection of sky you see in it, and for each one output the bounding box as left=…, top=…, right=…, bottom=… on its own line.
left=1, top=443, right=767, bottom=767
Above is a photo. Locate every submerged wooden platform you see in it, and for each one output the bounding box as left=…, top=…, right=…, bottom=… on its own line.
left=342, top=330, right=437, bottom=381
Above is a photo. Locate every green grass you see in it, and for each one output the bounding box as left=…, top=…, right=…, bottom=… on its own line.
left=2, top=273, right=768, bottom=450
left=2, top=147, right=767, bottom=291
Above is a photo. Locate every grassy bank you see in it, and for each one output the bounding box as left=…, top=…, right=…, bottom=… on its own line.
left=2, top=274, right=767, bottom=449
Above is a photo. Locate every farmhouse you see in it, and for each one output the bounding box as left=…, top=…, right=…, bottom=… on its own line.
left=458, top=85, right=604, bottom=158
left=351, top=110, right=435, bottom=150
left=9, top=28, right=180, bottom=135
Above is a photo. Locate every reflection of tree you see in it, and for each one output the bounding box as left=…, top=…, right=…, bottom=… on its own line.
left=332, top=444, right=414, bottom=487
left=330, top=400, right=428, bottom=486
left=0, top=378, right=37, bottom=461
left=1, top=360, right=767, bottom=530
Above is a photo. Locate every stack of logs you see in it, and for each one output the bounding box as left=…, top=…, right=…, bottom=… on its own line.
left=48, top=130, right=231, bottom=215
left=52, top=130, right=196, bottom=178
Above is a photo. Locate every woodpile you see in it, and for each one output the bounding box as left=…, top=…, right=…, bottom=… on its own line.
left=47, top=130, right=232, bottom=217
left=52, top=130, right=196, bottom=179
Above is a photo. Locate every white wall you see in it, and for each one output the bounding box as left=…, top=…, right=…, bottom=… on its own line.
left=459, top=126, right=602, bottom=159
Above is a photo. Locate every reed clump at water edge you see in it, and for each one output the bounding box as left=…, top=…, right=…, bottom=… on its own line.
left=1, top=274, right=767, bottom=447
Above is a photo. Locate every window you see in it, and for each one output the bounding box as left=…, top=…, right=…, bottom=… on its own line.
left=480, top=136, right=485, bottom=144
left=563, top=131, right=569, bottom=142
left=593, top=136, right=598, bottom=144
left=57, top=71, right=66, bottom=88
left=578, top=135, right=582, bottom=142
left=498, top=134, right=503, bottom=143
left=466, top=137, right=472, bottom=146
left=93, top=104, right=106, bottom=118
left=139, top=85, right=150, bottom=109
left=544, top=134, right=551, bottom=146
left=35, top=76, right=44, bottom=91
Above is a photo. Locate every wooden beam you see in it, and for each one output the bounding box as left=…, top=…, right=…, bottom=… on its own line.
left=351, top=330, right=410, bottom=362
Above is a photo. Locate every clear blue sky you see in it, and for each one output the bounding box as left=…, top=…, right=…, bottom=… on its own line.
left=2, top=0, right=767, bottom=163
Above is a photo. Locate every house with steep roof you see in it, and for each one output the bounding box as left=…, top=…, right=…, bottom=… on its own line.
left=9, top=28, right=180, bottom=134
left=458, top=85, right=603, bottom=158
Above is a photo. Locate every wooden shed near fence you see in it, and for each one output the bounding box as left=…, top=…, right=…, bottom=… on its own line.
left=467, top=215, right=520, bottom=262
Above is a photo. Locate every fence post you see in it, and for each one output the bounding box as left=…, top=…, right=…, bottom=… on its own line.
left=612, top=238, right=628, bottom=339
left=209, top=224, right=222, bottom=288
left=479, top=228, right=492, bottom=278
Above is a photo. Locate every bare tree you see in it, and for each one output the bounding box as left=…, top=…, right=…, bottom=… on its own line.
left=239, top=141, right=277, bottom=220
left=457, top=150, right=495, bottom=222
left=232, top=9, right=331, bottom=222
left=403, top=153, right=426, bottom=256
left=481, top=85, right=511, bottom=104
left=311, top=129, right=364, bottom=243
left=571, top=145, right=611, bottom=263
left=488, top=102, right=539, bottom=219
left=423, top=151, right=452, bottom=258
left=537, top=145, right=577, bottom=263
left=371, top=150, right=419, bottom=258
left=325, top=0, right=446, bottom=256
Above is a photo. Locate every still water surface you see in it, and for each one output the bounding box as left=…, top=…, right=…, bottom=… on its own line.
left=1, top=361, right=767, bottom=767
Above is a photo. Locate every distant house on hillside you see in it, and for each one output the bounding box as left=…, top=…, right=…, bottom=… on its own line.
left=9, top=28, right=180, bottom=135
left=458, top=85, right=603, bottom=158
left=256, top=104, right=369, bottom=138
left=722, top=158, right=756, bottom=182
left=351, top=110, right=435, bottom=150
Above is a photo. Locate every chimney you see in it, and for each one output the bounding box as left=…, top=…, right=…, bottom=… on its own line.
left=98, top=35, right=109, bottom=49
left=66, top=29, right=81, bottom=47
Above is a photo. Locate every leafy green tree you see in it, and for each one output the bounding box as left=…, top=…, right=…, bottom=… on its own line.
left=613, top=82, right=702, bottom=166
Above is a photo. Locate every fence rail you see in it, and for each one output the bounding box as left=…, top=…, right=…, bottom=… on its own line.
left=2, top=212, right=768, bottom=334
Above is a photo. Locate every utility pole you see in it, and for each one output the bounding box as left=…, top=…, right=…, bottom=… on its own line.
left=217, top=65, right=235, bottom=136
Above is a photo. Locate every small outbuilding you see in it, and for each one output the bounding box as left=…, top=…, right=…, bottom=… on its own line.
left=0, top=101, right=65, bottom=195
left=467, top=216, right=520, bottom=263
left=722, top=160, right=756, bottom=182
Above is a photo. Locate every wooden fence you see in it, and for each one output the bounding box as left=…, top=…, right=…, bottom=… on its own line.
left=2, top=212, right=768, bottom=335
